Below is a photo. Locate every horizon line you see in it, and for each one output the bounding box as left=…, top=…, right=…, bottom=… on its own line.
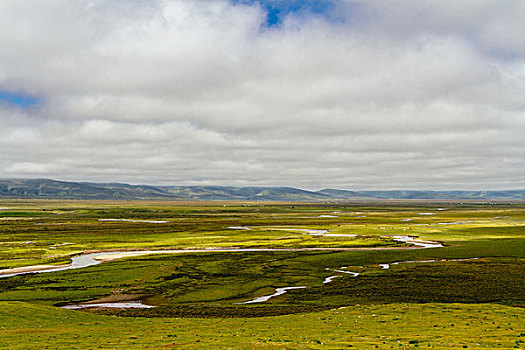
left=1, top=177, right=523, bottom=192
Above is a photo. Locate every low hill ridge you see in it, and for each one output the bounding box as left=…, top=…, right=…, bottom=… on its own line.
left=0, top=179, right=523, bottom=201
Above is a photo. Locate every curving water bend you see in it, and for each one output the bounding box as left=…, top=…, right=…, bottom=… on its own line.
left=238, top=286, right=307, bottom=304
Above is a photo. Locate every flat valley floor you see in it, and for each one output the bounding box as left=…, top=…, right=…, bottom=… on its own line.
left=0, top=200, right=523, bottom=349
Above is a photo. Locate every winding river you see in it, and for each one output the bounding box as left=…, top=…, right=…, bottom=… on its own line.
left=238, top=286, right=307, bottom=304
left=0, top=235, right=445, bottom=307
left=0, top=235, right=441, bottom=279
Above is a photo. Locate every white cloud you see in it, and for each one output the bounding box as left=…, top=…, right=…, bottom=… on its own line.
left=0, top=0, right=524, bottom=189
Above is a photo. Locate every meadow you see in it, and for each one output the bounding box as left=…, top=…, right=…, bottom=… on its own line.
left=0, top=200, right=523, bottom=349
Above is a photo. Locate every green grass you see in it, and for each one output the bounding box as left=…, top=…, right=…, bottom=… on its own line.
left=1, top=301, right=523, bottom=349
left=0, top=200, right=523, bottom=348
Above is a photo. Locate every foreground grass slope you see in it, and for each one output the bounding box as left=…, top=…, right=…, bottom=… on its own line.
left=1, top=301, right=523, bottom=349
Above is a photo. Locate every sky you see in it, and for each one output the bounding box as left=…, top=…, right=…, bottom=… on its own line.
left=0, top=0, right=524, bottom=190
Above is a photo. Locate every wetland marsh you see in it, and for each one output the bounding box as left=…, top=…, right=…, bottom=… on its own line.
left=0, top=200, right=523, bottom=349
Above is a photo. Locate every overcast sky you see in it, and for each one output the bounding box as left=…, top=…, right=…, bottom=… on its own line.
left=0, top=0, right=524, bottom=190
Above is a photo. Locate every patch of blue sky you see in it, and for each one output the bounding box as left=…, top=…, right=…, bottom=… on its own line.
left=232, top=0, right=342, bottom=27
left=0, top=91, right=41, bottom=108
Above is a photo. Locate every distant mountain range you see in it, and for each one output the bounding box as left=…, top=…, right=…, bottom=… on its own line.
left=0, top=179, right=524, bottom=201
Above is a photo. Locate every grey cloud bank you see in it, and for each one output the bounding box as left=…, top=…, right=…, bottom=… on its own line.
left=0, top=0, right=524, bottom=190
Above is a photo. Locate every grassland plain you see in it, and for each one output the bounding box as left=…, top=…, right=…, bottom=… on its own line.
left=0, top=200, right=524, bottom=349
left=1, top=301, right=523, bottom=349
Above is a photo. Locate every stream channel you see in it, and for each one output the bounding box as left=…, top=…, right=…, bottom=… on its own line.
left=0, top=235, right=444, bottom=308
